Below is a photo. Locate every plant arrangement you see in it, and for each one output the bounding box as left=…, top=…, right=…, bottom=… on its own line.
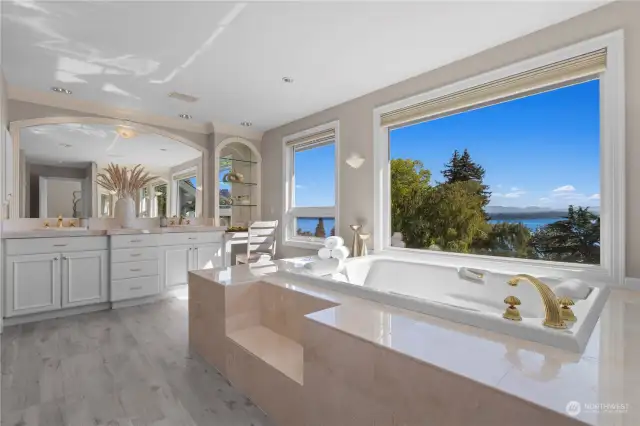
left=97, top=163, right=157, bottom=199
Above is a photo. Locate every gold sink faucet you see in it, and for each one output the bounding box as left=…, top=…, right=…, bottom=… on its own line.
left=179, top=215, right=185, bottom=225
left=507, top=274, right=566, bottom=329
left=57, top=215, right=63, bottom=228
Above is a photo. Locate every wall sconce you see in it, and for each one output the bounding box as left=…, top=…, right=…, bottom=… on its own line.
left=346, top=153, right=365, bottom=169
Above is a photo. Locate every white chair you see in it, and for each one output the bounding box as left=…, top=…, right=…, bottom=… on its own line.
left=235, top=220, right=278, bottom=265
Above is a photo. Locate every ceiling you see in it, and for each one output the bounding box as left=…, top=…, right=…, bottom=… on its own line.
left=2, top=1, right=610, bottom=132
left=21, top=123, right=201, bottom=173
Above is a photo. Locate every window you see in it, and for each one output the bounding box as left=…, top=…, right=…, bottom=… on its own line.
left=374, top=32, right=624, bottom=284
left=172, top=170, right=197, bottom=218
left=283, top=121, right=339, bottom=247
left=153, top=183, right=167, bottom=217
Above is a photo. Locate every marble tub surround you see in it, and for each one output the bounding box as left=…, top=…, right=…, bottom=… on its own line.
left=190, top=262, right=640, bottom=425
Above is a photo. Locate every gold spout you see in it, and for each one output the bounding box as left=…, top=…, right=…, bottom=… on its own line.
left=507, top=274, right=566, bottom=329
left=57, top=215, right=63, bottom=228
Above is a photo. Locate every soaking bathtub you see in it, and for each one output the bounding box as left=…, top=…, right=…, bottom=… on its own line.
left=278, top=255, right=609, bottom=353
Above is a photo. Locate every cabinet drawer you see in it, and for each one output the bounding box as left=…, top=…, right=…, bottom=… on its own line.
left=111, top=247, right=159, bottom=263
left=5, top=236, right=108, bottom=256
left=110, top=234, right=159, bottom=249
left=159, top=232, right=222, bottom=246
left=111, top=260, right=158, bottom=280
left=111, top=275, right=159, bottom=301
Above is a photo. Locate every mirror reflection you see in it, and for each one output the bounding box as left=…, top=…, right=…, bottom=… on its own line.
left=18, top=123, right=202, bottom=219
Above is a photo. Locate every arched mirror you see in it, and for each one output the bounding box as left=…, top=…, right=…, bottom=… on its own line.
left=8, top=119, right=207, bottom=220
left=214, top=137, right=261, bottom=228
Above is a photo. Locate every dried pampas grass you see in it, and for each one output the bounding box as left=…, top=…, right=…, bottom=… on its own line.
left=97, top=163, right=157, bottom=199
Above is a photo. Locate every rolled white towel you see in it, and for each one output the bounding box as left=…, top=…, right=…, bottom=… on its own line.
left=554, top=278, right=590, bottom=300
left=330, top=245, right=350, bottom=260
left=324, top=236, right=345, bottom=250
left=318, top=247, right=332, bottom=260
left=304, top=258, right=343, bottom=276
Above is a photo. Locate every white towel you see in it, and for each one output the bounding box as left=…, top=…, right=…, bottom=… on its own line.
left=330, top=246, right=350, bottom=260
left=318, top=247, right=332, bottom=260
left=304, top=258, right=343, bottom=276
left=324, top=236, right=345, bottom=250
left=554, top=278, right=590, bottom=300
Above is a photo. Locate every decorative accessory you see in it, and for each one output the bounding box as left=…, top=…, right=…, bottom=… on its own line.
left=357, top=233, right=370, bottom=257
left=97, top=164, right=157, bottom=228
left=349, top=224, right=362, bottom=257
left=391, top=232, right=406, bottom=248
left=79, top=217, right=88, bottom=228
left=160, top=216, right=168, bottom=228
left=503, top=295, right=522, bottom=321
left=223, top=170, right=245, bottom=183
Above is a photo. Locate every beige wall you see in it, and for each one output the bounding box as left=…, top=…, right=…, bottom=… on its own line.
left=260, top=1, right=640, bottom=276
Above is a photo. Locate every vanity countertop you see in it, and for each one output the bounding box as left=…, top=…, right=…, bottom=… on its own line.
left=191, top=261, right=640, bottom=426
left=2, top=226, right=227, bottom=239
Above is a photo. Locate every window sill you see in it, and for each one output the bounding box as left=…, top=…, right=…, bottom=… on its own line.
left=283, top=238, right=325, bottom=250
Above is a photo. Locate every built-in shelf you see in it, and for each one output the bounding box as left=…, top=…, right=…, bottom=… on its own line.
left=219, top=204, right=258, bottom=208
left=225, top=182, right=257, bottom=186
left=220, top=157, right=258, bottom=165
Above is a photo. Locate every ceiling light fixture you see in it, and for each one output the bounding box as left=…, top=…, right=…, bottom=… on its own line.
left=116, top=126, right=137, bottom=139
left=241, top=121, right=252, bottom=127
left=51, top=86, right=72, bottom=95
left=160, top=148, right=168, bottom=151
left=282, top=77, right=294, bottom=83
left=179, top=114, right=192, bottom=120
left=59, top=143, right=73, bottom=148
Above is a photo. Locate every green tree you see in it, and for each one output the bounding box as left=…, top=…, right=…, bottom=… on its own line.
left=530, top=206, right=600, bottom=264
left=314, top=218, right=326, bottom=238
left=474, top=222, right=533, bottom=258
left=442, top=149, right=491, bottom=206
left=390, top=159, right=431, bottom=233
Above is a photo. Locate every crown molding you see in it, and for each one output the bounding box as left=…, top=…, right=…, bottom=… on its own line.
left=6, top=85, right=264, bottom=140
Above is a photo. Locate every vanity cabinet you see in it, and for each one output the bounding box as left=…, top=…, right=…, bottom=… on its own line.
left=160, top=239, right=222, bottom=289
left=4, top=237, right=109, bottom=318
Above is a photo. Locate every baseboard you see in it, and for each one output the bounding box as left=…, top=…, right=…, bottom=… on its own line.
left=111, top=293, right=166, bottom=309
left=3, top=303, right=111, bottom=327
left=624, top=277, right=640, bottom=291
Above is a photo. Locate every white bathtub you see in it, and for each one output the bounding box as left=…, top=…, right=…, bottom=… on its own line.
left=280, top=255, right=609, bottom=353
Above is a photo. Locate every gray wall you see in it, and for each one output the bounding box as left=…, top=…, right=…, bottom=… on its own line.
left=260, top=1, right=640, bottom=275
left=28, top=164, right=89, bottom=218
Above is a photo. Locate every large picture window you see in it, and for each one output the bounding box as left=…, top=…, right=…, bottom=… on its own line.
left=283, top=121, right=339, bottom=248
left=374, top=32, right=624, bottom=284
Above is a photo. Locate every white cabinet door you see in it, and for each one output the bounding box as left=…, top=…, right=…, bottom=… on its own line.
left=162, top=245, right=191, bottom=289
left=193, top=243, right=222, bottom=271
left=62, top=250, right=108, bottom=308
left=5, top=253, right=61, bottom=317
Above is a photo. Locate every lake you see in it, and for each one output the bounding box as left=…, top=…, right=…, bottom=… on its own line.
left=489, top=217, right=563, bottom=230
left=296, top=217, right=563, bottom=235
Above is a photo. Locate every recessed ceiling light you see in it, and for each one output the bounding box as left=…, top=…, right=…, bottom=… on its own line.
left=160, top=148, right=167, bottom=151
left=240, top=121, right=252, bottom=127
left=116, top=126, right=136, bottom=139
left=59, top=143, right=73, bottom=148
left=282, top=77, right=294, bottom=83
left=179, top=114, right=192, bottom=120
left=51, top=87, right=72, bottom=95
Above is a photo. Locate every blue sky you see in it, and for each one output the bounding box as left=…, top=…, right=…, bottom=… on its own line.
left=291, top=79, right=600, bottom=210
left=390, top=79, right=600, bottom=209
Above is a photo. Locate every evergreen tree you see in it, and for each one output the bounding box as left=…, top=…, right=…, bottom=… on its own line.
left=442, top=149, right=491, bottom=206
left=314, top=218, right=326, bottom=238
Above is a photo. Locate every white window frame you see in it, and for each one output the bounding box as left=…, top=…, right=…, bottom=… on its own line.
left=283, top=120, right=340, bottom=249
left=149, top=180, right=168, bottom=218
left=373, top=30, right=625, bottom=286
left=171, top=167, right=198, bottom=218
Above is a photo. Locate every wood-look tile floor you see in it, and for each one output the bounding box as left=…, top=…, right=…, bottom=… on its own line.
left=1, top=289, right=275, bottom=426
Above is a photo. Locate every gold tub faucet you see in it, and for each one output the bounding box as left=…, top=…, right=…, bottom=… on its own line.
left=507, top=274, right=566, bottom=329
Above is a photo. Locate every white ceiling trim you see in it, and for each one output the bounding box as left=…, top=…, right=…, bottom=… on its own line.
left=7, top=85, right=264, bottom=140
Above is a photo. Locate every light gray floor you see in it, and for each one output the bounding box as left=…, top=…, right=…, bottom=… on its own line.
left=1, top=289, right=275, bottom=426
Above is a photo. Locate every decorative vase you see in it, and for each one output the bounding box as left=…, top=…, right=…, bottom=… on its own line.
left=391, top=232, right=406, bottom=248
left=114, top=197, right=136, bottom=228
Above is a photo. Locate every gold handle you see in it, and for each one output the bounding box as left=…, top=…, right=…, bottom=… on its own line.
left=502, top=295, right=522, bottom=321
left=558, top=297, right=577, bottom=322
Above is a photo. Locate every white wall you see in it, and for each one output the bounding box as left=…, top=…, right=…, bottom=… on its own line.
left=43, top=178, right=82, bottom=218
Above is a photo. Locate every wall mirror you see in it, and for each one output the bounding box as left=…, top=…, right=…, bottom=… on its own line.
left=9, top=119, right=206, bottom=219
left=214, top=137, right=261, bottom=227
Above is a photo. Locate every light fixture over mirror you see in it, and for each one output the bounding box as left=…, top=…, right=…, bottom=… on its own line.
left=116, top=126, right=137, bottom=139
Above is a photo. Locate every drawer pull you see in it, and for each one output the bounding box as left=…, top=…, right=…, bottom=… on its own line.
left=53, top=244, right=68, bottom=247
left=130, top=253, right=142, bottom=257
left=188, top=237, right=197, bottom=240
left=130, top=286, right=143, bottom=290
left=130, top=268, right=142, bottom=272
left=130, top=239, right=143, bottom=243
